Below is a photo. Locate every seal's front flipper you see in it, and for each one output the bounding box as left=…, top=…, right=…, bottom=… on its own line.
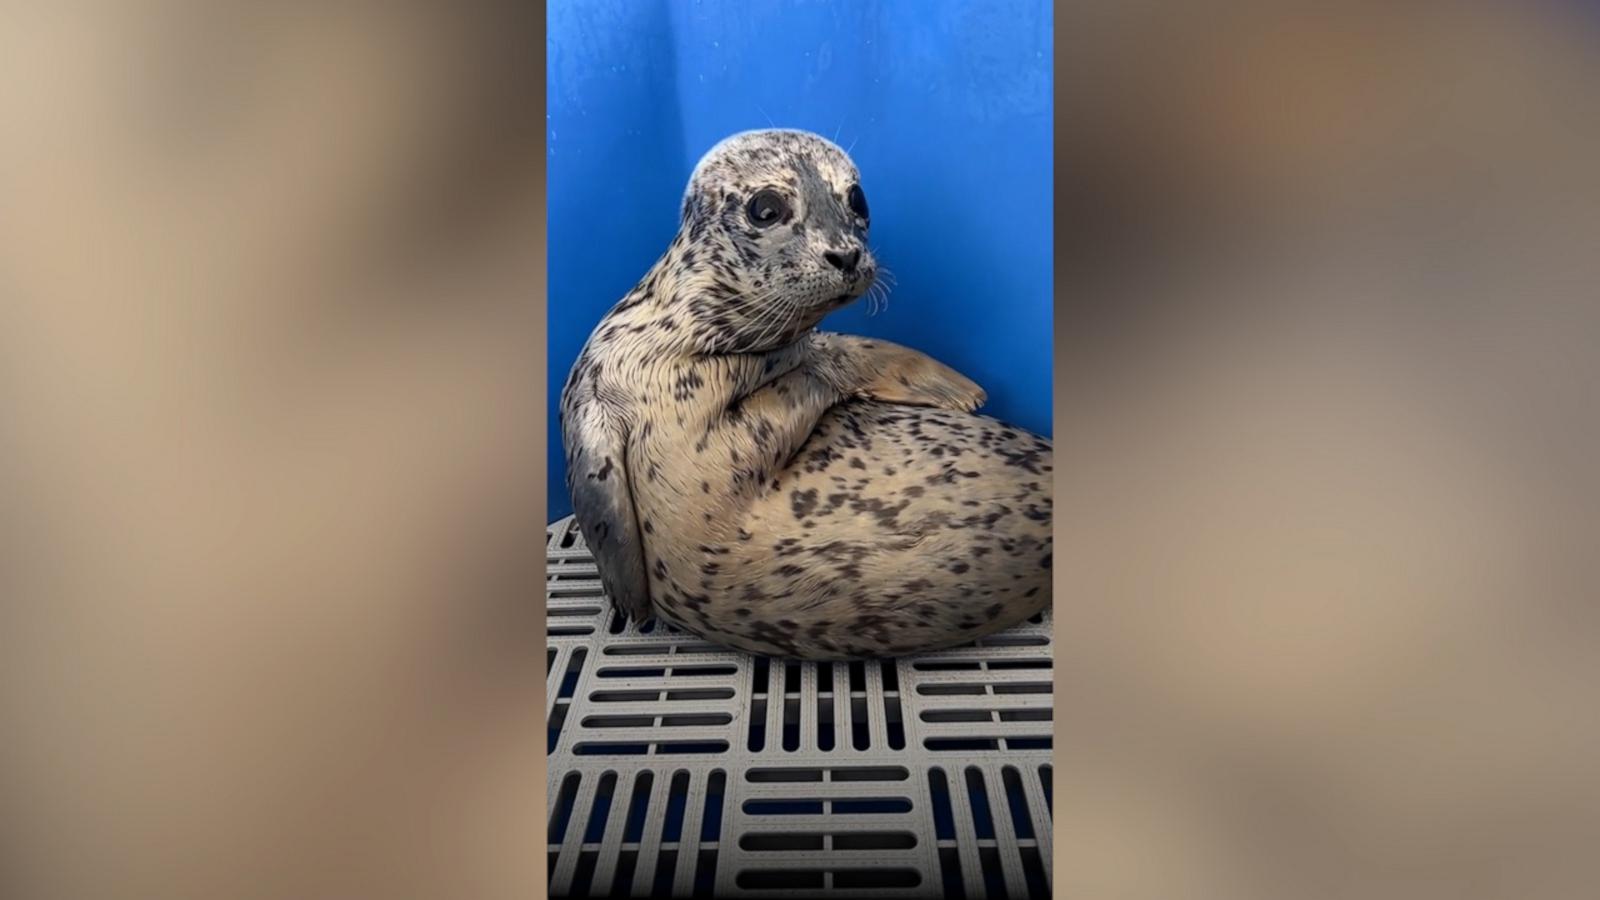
left=855, top=342, right=987, bottom=413
left=563, top=406, right=652, bottom=622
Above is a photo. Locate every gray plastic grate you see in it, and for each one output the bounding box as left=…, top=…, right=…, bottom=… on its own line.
left=547, top=515, right=1053, bottom=899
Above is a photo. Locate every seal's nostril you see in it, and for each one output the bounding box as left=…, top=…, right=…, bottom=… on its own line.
left=825, top=248, right=861, bottom=273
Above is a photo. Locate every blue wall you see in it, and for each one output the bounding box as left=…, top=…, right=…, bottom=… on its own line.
left=549, top=0, right=1053, bottom=520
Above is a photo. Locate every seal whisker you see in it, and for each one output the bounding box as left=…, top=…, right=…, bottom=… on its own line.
left=760, top=293, right=805, bottom=349
left=740, top=303, right=781, bottom=352
left=865, top=262, right=896, bottom=315
left=717, top=286, right=792, bottom=325
left=872, top=281, right=892, bottom=316
left=726, top=288, right=800, bottom=352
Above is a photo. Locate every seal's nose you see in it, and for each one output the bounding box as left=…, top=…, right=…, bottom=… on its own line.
left=824, top=248, right=861, bottom=274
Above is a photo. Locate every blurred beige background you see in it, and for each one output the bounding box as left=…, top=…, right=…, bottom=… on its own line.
left=0, top=5, right=546, bottom=900
left=1055, top=2, right=1600, bottom=898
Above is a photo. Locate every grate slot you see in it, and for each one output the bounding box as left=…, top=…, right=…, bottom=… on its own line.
left=982, top=766, right=1030, bottom=900
left=550, top=772, right=602, bottom=896
left=832, top=766, right=909, bottom=782
left=589, top=772, right=633, bottom=897
left=584, top=772, right=619, bottom=842
left=612, top=850, right=639, bottom=898
left=671, top=770, right=711, bottom=897
left=747, top=657, right=769, bottom=753
left=632, top=769, right=676, bottom=898
left=735, top=870, right=824, bottom=891
left=650, top=850, right=677, bottom=898
left=1001, top=767, right=1033, bottom=840
left=944, top=765, right=984, bottom=900
left=701, top=770, right=727, bottom=841
left=939, top=847, right=966, bottom=900
left=746, top=768, right=822, bottom=783
left=815, top=662, right=834, bottom=751
left=739, top=833, right=825, bottom=852
left=979, top=846, right=1007, bottom=900
left=1020, top=846, right=1049, bottom=900
left=551, top=772, right=582, bottom=844
left=834, top=868, right=921, bottom=890
left=623, top=771, right=654, bottom=843
left=883, top=661, right=906, bottom=750
left=662, top=771, right=690, bottom=842
left=1031, top=763, right=1053, bottom=889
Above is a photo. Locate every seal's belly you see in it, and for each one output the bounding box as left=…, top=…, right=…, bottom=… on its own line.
left=659, top=401, right=1053, bottom=659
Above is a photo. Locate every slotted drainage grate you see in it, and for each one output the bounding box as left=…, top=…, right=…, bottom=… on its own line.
left=547, top=515, right=1053, bottom=899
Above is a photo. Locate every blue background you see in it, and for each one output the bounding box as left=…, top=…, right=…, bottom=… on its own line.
left=548, top=0, right=1053, bottom=520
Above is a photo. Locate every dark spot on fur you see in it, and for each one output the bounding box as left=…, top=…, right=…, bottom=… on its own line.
left=790, top=488, right=819, bottom=519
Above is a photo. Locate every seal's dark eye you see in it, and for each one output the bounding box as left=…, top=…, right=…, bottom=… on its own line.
left=847, top=184, right=869, bottom=222
left=746, top=189, right=789, bottom=228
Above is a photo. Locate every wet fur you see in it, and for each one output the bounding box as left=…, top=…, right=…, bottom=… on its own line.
left=561, top=129, right=1051, bottom=659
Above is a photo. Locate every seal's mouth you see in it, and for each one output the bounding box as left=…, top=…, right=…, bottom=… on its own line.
left=828, top=275, right=874, bottom=310
left=846, top=263, right=877, bottom=295
left=822, top=263, right=876, bottom=310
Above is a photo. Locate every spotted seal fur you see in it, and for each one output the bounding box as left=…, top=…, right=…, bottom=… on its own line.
left=560, top=129, right=1051, bottom=659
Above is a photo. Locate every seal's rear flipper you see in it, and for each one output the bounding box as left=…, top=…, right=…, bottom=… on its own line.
left=564, top=408, right=651, bottom=622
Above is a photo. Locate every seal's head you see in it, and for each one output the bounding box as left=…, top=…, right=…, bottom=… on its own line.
left=676, top=129, right=876, bottom=350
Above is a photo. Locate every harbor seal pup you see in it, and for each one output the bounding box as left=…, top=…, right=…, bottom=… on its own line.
left=560, top=128, right=1051, bottom=659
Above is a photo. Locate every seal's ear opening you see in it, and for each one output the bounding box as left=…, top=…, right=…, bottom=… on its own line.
left=680, top=188, right=702, bottom=226
left=680, top=187, right=716, bottom=240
